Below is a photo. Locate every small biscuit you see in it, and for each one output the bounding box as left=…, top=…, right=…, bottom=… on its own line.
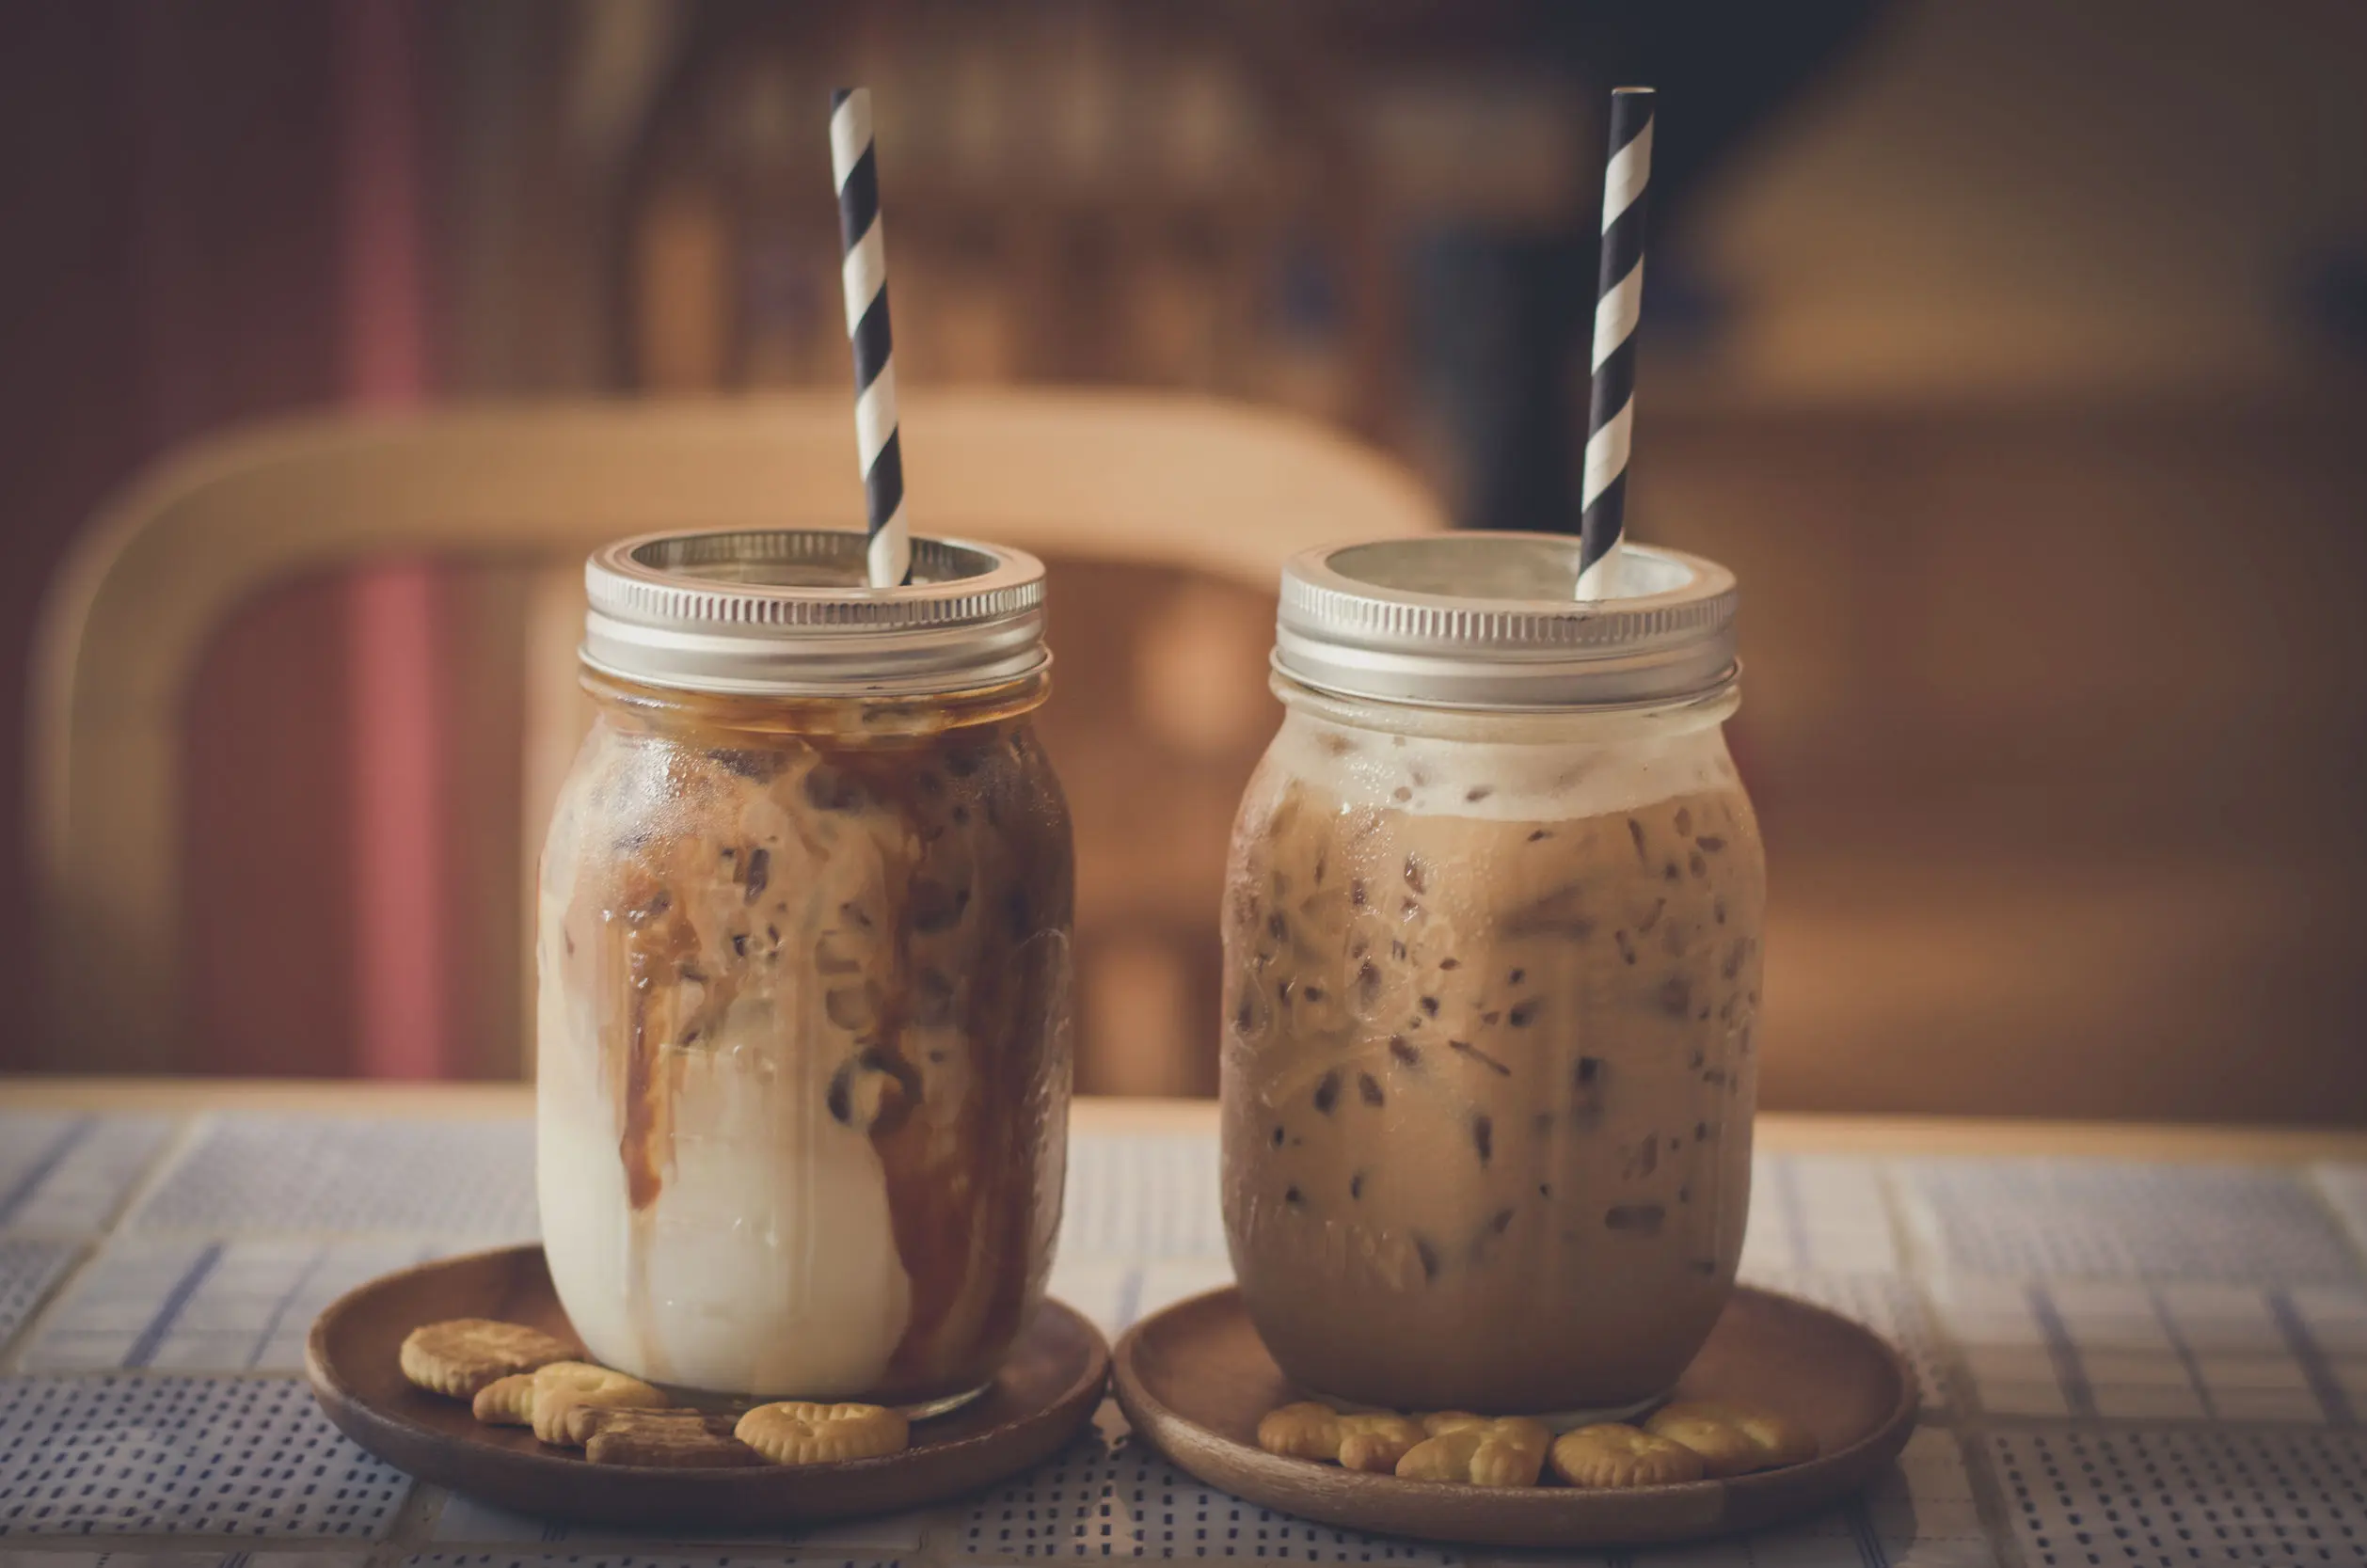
left=1255, top=1403, right=1424, bottom=1471
left=471, top=1372, right=536, bottom=1426
left=1421, top=1411, right=1488, bottom=1436
left=1257, top=1402, right=1344, bottom=1462
left=1644, top=1407, right=1756, bottom=1475
left=1395, top=1428, right=1483, bottom=1483
left=559, top=1402, right=624, bottom=1448
left=563, top=1405, right=736, bottom=1449
left=1645, top=1401, right=1818, bottom=1477
left=736, top=1401, right=910, bottom=1465
left=584, top=1411, right=765, bottom=1468
left=1468, top=1418, right=1550, bottom=1487
left=1336, top=1413, right=1427, bottom=1473
left=1396, top=1417, right=1550, bottom=1487
left=528, top=1361, right=667, bottom=1446
left=401, top=1319, right=574, bottom=1399
left=1550, top=1423, right=1706, bottom=1489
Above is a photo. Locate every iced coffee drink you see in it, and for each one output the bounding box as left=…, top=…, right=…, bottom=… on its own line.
left=1222, top=534, right=1763, bottom=1417
left=537, top=531, right=1072, bottom=1407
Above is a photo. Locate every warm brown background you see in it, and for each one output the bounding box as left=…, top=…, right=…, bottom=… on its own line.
left=5, top=0, right=2366, bottom=1120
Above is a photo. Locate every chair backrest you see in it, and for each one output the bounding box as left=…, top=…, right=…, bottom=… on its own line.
left=29, top=388, right=1446, bottom=1074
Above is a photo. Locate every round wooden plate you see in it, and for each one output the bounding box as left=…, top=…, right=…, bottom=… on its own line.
left=1113, top=1285, right=1915, bottom=1549
left=306, top=1243, right=1109, bottom=1528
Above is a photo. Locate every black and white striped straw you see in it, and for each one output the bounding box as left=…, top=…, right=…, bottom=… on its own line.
left=830, top=87, right=910, bottom=589
left=1577, top=87, right=1655, bottom=601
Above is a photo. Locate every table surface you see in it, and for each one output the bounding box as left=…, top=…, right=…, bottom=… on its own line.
left=7, top=1080, right=2367, bottom=1568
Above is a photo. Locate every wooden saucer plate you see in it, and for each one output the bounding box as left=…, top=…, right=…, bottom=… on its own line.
left=306, top=1243, right=1109, bottom=1528
left=1113, top=1285, right=1915, bottom=1549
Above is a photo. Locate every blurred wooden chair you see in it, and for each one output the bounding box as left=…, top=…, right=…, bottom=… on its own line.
left=29, top=389, right=1445, bottom=1080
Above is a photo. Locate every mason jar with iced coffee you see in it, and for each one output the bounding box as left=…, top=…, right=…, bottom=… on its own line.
left=537, top=529, right=1072, bottom=1413
left=1221, top=533, right=1763, bottom=1418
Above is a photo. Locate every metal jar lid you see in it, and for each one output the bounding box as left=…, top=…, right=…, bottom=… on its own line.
left=1275, top=532, right=1738, bottom=710
left=581, top=528, right=1048, bottom=696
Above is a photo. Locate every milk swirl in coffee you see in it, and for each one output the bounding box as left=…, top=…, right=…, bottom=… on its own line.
left=537, top=531, right=1072, bottom=1407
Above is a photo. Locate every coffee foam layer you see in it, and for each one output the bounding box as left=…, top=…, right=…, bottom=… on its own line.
left=1267, top=718, right=1739, bottom=824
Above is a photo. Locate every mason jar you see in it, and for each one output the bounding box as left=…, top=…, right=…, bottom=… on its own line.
left=536, top=529, right=1073, bottom=1412
left=1220, top=533, right=1763, bottom=1418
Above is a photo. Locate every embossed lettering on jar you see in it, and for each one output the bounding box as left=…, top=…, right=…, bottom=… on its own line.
left=1220, top=534, right=1764, bottom=1418
left=536, top=530, right=1073, bottom=1409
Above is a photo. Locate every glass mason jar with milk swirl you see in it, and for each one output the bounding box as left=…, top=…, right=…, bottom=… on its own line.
left=536, top=529, right=1073, bottom=1413
left=1221, top=534, right=1764, bottom=1418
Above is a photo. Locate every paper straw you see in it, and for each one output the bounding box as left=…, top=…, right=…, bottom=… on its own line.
left=830, top=87, right=911, bottom=589
left=1576, top=87, right=1655, bottom=602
